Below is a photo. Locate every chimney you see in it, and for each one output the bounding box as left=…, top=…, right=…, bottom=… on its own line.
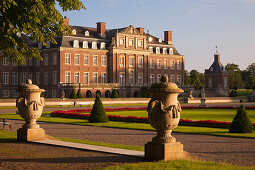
left=214, top=54, right=220, bottom=63
left=136, top=27, right=144, bottom=35
left=63, top=16, right=69, bottom=27
left=164, top=31, right=172, bottom=45
left=97, top=22, right=106, bottom=35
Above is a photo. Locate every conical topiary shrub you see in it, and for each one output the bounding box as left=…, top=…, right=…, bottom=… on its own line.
left=69, top=88, right=77, bottom=99
left=77, top=88, right=82, bottom=98
left=89, top=94, right=109, bottom=123
left=110, top=89, right=118, bottom=98
left=229, top=104, right=253, bottom=133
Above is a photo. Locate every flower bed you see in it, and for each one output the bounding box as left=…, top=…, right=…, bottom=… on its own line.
left=50, top=111, right=255, bottom=129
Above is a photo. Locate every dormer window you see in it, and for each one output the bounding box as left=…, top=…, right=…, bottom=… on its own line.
left=85, top=31, right=89, bottom=36
left=169, top=48, right=173, bottom=55
left=73, top=40, right=79, bottom=48
left=92, top=42, right=97, bottom=49
left=46, top=41, right=50, bottom=48
left=149, top=47, right=153, bottom=52
left=38, top=42, right=42, bottom=49
left=163, top=48, right=167, bottom=54
left=156, top=47, right=160, bottom=54
left=82, top=41, right=88, bottom=48
left=210, top=67, right=213, bottom=71
left=159, top=38, right=162, bottom=43
left=100, top=42, right=106, bottom=49
left=72, top=29, right=76, bottom=35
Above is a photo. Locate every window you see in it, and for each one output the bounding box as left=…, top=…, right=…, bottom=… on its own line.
left=3, top=72, right=9, bottom=84
left=138, top=57, right=143, bottom=67
left=102, top=56, right=107, bottom=66
left=170, top=75, right=175, bottom=83
left=102, top=73, right=106, bottom=83
left=23, top=72, right=28, bottom=83
left=100, top=42, right=106, bottom=49
left=150, top=59, right=154, bottom=68
left=46, top=41, right=50, bottom=48
left=163, top=48, right=167, bottom=54
left=53, top=54, right=57, bottom=65
left=169, top=48, right=174, bottom=55
left=65, top=54, right=71, bottom=64
left=157, top=59, right=161, bottom=69
left=12, top=72, right=18, bottom=85
left=177, top=60, right=181, bottom=70
left=210, top=67, right=213, bottom=71
left=157, top=74, right=161, bottom=83
left=120, top=56, right=125, bottom=66
left=120, top=73, right=125, bottom=84
left=120, top=39, right=124, bottom=45
left=3, top=57, right=9, bottom=65
left=93, top=72, right=98, bottom=83
left=156, top=47, right=160, bottom=54
left=170, top=60, right=175, bottom=69
left=72, top=29, right=76, bottom=35
left=75, top=54, right=80, bottom=65
left=84, top=73, right=89, bottom=83
left=129, top=39, right=134, bottom=46
left=36, top=59, right=40, bottom=66
left=93, top=56, right=98, bottom=66
left=83, top=41, right=88, bottom=48
left=53, top=71, right=57, bottom=85
left=12, top=60, right=18, bottom=66
left=65, top=72, right=71, bottom=83
left=52, top=90, right=57, bottom=98
left=129, top=57, right=134, bottom=67
left=84, top=55, right=89, bottom=65
left=12, top=90, right=18, bottom=97
left=150, top=74, right=154, bottom=84
left=3, top=90, right=9, bottom=98
left=129, top=71, right=134, bottom=84
left=177, top=75, right=181, bottom=85
left=138, top=40, right=143, bottom=47
left=149, top=47, right=153, bottom=52
left=28, top=72, right=33, bottom=81
left=224, top=77, right=228, bottom=88
left=44, top=72, right=48, bottom=85
left=208, top=78, right=213, bottom=88
left=92, top=42, right=97, bottom=49
left=138, top=73, right=143, bottom=84
left=75, top=72, right=80, bottom=83
left=85, top=31, right=89, bottom=36
left=44, top=54, right=48, bottom=65
left=73, top=40, right=79, bottom=48
left=36, top=72, right=40, bottom=84
left=164, top=60, right=168, bottom=69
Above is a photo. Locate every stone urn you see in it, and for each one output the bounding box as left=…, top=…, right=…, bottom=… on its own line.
left=145, top=75, right=185, bottom=161
left=16, top=79, right=46, bottom=141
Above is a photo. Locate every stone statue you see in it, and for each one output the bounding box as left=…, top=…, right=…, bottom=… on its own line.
left=61, top=90, right=65, bottom=100
left=199, top=87, right=206, bottom=107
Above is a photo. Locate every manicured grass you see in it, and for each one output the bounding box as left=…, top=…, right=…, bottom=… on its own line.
left=102, top=160, right=253, bottom=170
left=0, top=130, right=16, bottom=142
left=105, top=109, right=255, bottom=122
left=1, top=112, right=255, bottom=138
left=236, top=89, right=253, bottom=97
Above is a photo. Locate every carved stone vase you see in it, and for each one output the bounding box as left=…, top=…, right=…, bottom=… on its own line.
left=145, top=75, right=184, bottom=161
left=16, top=79, right=46, bottom=141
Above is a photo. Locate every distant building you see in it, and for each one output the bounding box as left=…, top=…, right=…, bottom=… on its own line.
left=204, top=52, right=229, bottom=96
left=0, top=17, right=185, bottom=98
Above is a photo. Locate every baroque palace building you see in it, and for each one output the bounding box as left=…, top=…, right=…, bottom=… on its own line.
left=0, top=17, right=185, bottom=98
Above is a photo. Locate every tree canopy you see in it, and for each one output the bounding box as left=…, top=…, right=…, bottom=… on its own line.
left=225, top=63, right=244, bottom=89
left=0, top=0, right=85, bottom=64
left=189, top=70, right=205, bottom=89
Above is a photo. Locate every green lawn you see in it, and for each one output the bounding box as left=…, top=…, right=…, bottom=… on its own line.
left=106, top=109, right=255, bottom=122
left=1, top=112, right=255, bottom=138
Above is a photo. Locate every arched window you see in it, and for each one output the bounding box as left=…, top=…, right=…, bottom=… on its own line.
left=169, top=48, right=173, bottom=55
left=100, top=42, right=106, bottom=49
left=96, top=90, right=101, bottom=97
left=163, top=48, right=167, bottom=54
left=105, top=90, right=110, bottom=98
left=73, top=40, right=79, bottom=48
left=72, top=29, right=76, bottom=35
left=92, top=42, right=97, bottom=49
left=85, top=31, right=89, bottom=36
left=156, top=47, right=160, bottom=54
left=82, top=41, right=88, bottom=48
left=86, top=90, right=92, bottom=98
left=210, top=67, right=213, bottom=71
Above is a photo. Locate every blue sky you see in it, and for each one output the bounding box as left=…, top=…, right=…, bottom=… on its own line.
left=59, top=0, right=255, bottom=72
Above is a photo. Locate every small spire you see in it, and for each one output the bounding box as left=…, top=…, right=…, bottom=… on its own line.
left=215, top=46, right=220, bottom=55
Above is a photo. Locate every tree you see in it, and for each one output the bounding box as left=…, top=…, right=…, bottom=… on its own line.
left=242, top=63, right=255, bottom=91
left=76, top=88, right=82, bottom=98
left=225, top=63, right=244, bottom=89
left=184, top=70, right=191, bottom=85
left=190, top=70, right=204, bottom=89
left=0, top=0, right=85, bottom=64
left=89, top=94, right=109, bottom=123
left=69, top=88, right=77, bottom=99
left=110, top=89, right=119, bottom=98
left=229, top=104, right=253, bottom=133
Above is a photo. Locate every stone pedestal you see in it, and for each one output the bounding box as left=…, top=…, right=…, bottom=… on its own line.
left=145, top=142, right=184, bottom=161
left=199, top=99, right=206, bottom=107
left=17, top=128, right=46, bottom=142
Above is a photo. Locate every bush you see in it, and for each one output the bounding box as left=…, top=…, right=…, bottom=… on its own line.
left=89, top=94, right=109, bottom=123
left=69, top=88, right=77, bottom=99
left=229, top=105, right=253, bottom=133
left=229, top=90, right=237, bottom=97
left=110, top=89, right=118, bottom=98
left=77, top=88, right=82, bottom=98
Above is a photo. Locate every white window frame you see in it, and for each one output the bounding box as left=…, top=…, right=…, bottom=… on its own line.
left=92, top=42, right=97, bottom=49
left=138, top=73, right=143, bottom=84
left=156, top=47, right=160, bottom=54
left=83, top=41, right=88, bottom=48
left=52, top=54, right=57, bottom=65
left=177, top=75, right=181, bottom=85
left=120, top=73, right=125, bottom=84
left=149, top=47, right=153, bottom=52
left=170, top=75, right=175, bottom=83
left=101, top=73, right=106, bottom=83
left=84, top=72, right=89, bottom=84
left=157, top=74, right=161, bottom=83
left=170, top=60, right=175, bottom=69
left=65, top=53, right=71, bottom=65
left=177, top=60, right=181, bottom=70
left=93, top=56, right=98, bottom=66
left=129, top=71, right=134, bottom=84
left=120, top=38, right=124, bottom=45
left=3, top=90, right=9, bottom=98
left=138, top=40, right=143, bottom=47
left=129, top=39, right=134, bottom=46
left=102, top=56, right=107, bottom=66
left=93, top=72, right=98, bottom=83
left=138, top=57, right=143, bottom=67
left=3, top=72, right=9, bottom=84
left=3, top=57, right=9, bottom=65
left=169, top=48, right=174, bottom=55
left=164, top=59, right=168, bottom=69
left=120, top=56, right=125, bottom=66
left=74, top=54, right=80, bottom=65
left=74, top=72, right=80, bottom=84
left=12, top=90, right=18, bottom=97
left=163, top=48, right=167, bottom=54
left=85, top=31, right=89, bottom=36
left=150, top=59, right=154, bottom=68
left=100, top=42, right=106, bottom=49
left=65, top=71, right=71, bottom=83
left=157, top=59, right=161, bottom=69
left=84, top=55, right=89, bottom=65
left=129, top=57, right=135, bottom=67
left=150, top=74, right=154, bottom=84
left=12, top=72, right=18, bottom=85
left=12, top=60, right=18, bottom=66
left=73, top=40, right=79, bottom=48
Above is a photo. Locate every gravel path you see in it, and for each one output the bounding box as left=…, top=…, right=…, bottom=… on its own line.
left=5, top=119, right=255, bottom=167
